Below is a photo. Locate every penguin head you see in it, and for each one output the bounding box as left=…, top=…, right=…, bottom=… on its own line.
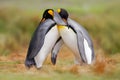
left=40, top=9, right=66, bottom=26
left=41, top=9, right=54, bottom=22
left=57, top=8, right=69, bottom=22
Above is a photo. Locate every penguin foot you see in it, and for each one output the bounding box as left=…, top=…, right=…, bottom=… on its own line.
left=35, top=64, right=43, bottom=70
left=25, top=59, right=36, bottom=69
left=36, top=67, right=42, bottom=70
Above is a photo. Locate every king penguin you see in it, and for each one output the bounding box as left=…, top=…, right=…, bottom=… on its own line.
left=51, top=8, right=94, bottom=65
left=25, top=9, right=66, bottom=69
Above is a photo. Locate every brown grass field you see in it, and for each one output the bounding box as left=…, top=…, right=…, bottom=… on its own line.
left=0, top=46, right=120, bottom=80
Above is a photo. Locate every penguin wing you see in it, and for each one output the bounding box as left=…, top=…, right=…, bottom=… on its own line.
left=68, top=18, right=94, bottom=64
left=51, top=37, right=63, bottom=65
left=26, top=19, right=56, bottom=59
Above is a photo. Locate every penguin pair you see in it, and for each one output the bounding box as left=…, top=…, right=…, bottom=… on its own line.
left=25, top=8, right=94, bottom=69
left=51, top=8, right=94, bottom=65
left=25, top=9, right=66, bottom=69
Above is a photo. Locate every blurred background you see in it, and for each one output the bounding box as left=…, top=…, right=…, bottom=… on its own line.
left=0, top=0, right=120, bottom=80
left=0, top=0, right=120, bottom=55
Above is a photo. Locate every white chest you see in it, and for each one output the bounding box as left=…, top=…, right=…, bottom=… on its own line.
left=58, top=26, right=79, bottom=54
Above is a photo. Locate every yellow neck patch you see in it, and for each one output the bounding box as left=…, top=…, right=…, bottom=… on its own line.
left=48, top=10, right=53, bottom=16
left=58, top=25, right=66, bottom=30
left=57, top=9, right=61, bottom=13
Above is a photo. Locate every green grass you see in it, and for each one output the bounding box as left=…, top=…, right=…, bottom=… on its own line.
left=0, top=72, right=80, bottom=80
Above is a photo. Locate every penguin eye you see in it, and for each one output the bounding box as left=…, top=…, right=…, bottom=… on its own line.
left=48, top=10, right=54, bottom=16
left=57, top=9, right=61, bottom=13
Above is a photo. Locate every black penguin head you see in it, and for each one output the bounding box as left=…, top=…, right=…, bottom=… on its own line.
left=41, top=9, right=54, bottom=22
left=57, top=8, right=69, bottom=21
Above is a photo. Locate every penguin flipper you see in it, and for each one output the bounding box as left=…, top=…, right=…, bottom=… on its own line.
left=51, top=37, right=63, bottom=65
left=68, top=18, right=94, bottom=64
left=25, top=19, right=56, bottom=68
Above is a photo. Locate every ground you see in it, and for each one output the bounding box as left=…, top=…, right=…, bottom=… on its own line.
left=0, top=46, right=120, bottom=80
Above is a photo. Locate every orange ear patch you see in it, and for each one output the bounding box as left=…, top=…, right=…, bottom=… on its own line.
left=48, top=10, right=53, bottom=16
left=57, top=9, right=61, bottom=13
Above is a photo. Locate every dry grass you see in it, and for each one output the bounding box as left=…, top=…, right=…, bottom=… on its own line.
left=0, top=47, right=119, bottom=75
left=0, top=47, right=120, bottom=80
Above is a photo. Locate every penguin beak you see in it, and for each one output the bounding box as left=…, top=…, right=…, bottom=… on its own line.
left=54, top=11, right=66, bottom=26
